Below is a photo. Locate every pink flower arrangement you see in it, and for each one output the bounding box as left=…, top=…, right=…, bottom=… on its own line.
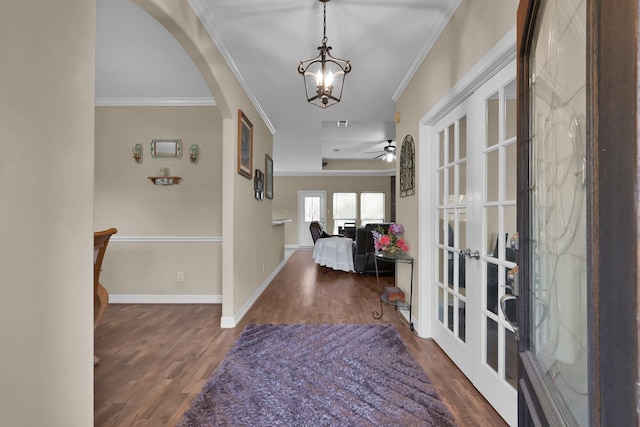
left=371, top=223, right=409, bottom=255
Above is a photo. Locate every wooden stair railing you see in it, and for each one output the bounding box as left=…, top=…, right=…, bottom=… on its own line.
left=94, top=227, right=117, bottom=364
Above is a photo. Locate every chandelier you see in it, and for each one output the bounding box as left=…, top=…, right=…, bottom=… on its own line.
left=298, top=0, right=351, bottom=108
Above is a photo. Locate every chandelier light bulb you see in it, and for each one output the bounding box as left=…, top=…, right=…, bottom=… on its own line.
left=316, top=70, right=334, bottom=88
left=325, top=71, right=334, bottom=87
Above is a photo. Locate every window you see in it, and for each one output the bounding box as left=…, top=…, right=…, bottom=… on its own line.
left=360, top=192, right=385, bottom=226
left=333, top=192, right=356, bottom=234
left=304, top=196, right=321, bottom=222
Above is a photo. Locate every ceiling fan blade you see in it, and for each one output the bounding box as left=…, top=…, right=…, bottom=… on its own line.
left=364, top=150, right=383, bottom=154
left=373, top=153, right=385, bottom=159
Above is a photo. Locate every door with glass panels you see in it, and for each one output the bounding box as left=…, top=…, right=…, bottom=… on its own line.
left=472, top=62, right=519, bottom=425
left=298, top=191, right=326, bottom=247
left=432, top=99, right=474, bottom=376
left=517, top=0, right=590, bottom=425
left=432, top=62, right=518, bottom=425
left=518, top=1, right=640, bottom=424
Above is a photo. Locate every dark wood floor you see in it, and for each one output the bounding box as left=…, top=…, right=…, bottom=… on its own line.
left=94, top=249, right=508, bottom=426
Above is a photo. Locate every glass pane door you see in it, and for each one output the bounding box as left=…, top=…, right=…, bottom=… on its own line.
left=432, top=102, right=472, bottom=375
left=439, top=118, right=467, bottom=342
left=467, top=62, right=519, bottom=426
left=298, top=191, right=326, bottom=247
left=482, top=79, right=519, bottom=388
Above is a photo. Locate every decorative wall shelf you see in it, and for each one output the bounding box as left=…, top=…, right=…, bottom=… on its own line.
left=148, top=176, right=181, bottom=185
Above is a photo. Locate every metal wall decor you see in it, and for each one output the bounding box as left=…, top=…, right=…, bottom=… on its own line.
left=265, top=154, right=274, bottom=199
left=399, top=135, right=415, bottom=197
left=238, top=110, right=253, bottom=179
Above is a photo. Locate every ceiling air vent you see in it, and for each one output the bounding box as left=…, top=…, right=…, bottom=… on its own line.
left=336, top=120, right=348, bottom=128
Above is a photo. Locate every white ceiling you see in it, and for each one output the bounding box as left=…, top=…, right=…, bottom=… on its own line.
left=95, top=0, right=460, bottom=173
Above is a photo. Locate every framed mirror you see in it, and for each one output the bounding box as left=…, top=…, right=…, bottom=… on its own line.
left=151, top=139, right=182, bottom=159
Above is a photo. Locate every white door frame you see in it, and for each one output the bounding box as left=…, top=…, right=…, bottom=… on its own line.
left=298, top=190, right=327, bottom=247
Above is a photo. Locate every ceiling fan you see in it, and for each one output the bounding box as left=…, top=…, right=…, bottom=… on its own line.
left=365, top=140, right=396, bottom=162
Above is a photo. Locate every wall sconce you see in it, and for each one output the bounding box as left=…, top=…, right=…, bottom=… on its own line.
left=132, top=143, right=143, bottom=164
left=189, top=144, right=199, bottom=165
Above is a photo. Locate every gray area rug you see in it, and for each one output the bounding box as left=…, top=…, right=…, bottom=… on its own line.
left=178, top=323, right=457, bottom=426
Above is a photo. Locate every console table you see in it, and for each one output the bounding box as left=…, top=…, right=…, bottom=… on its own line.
left=372, top=251, right=414, bottom=330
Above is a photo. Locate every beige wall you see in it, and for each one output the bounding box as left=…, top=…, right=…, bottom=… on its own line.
left=396, top=0, right=517, bottom=323
left=274, top=175, right=393, bottom=245
left=134, top=0, right=281, bottom=322
left=94, top=106, right=223, bottom=296
left=231, top=115, right=280, bottom=314
left=0, top=1, right=95, bottom=426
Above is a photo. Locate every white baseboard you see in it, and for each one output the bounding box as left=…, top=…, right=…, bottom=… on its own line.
left=109, top=294, right=221, bottom=304
left=284, top=245, right=299, bottom=260
left=397, top=307, right=421, bottom=337
left=219, top=316, right=236, bottom=328
left=219, top=257, right=289, bottom=328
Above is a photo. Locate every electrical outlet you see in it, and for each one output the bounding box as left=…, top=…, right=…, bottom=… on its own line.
left=177, top=271, right=184, bottom=282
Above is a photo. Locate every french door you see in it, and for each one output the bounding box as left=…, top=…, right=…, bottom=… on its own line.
left=432, top=62, right=518, bottom=425
left=432, top=98, right=473, bottom=376
left=298, top=191, right=326, bottom=247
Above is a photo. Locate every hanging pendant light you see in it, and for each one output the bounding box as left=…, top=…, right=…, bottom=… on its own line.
left=298, top=0, right=351, bottom=108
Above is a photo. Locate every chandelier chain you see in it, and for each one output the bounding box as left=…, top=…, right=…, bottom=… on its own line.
left=322, top=2, right=327, bottom=44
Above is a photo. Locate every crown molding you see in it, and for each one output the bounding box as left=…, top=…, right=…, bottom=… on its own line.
left=188, top=0, right=276, bottom=135
left=392, top=0, right=463, bottom=102
left=95, top=97, right=216, bottom=107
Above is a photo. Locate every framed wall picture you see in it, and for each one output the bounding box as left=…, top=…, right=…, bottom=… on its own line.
left=265, top=154, right=274, bottom=199
left=237, top=109, right=253, bottom=179
left=254, top=169, right=264, bottom=201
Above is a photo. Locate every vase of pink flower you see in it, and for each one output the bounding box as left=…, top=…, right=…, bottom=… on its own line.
left=371, top=223, right=409, bottom=255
